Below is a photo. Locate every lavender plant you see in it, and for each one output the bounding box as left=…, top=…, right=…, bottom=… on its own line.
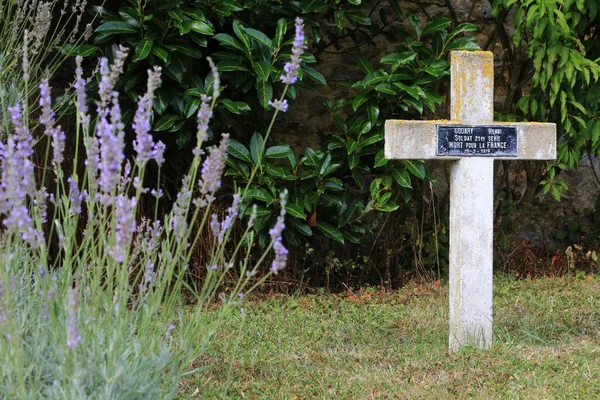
left=0, top=0, right=91, bottom=137
left=0, top=18, right=306, bottom=398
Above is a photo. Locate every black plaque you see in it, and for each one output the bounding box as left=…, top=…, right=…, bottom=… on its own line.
left=436, top=125, right=518, bottom=157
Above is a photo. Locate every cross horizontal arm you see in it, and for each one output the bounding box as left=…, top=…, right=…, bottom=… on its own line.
left=384, top=120, right=556, bottom=161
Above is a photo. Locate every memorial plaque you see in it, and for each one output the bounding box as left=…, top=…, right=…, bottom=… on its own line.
left=436, top=125, right=517, bottom=156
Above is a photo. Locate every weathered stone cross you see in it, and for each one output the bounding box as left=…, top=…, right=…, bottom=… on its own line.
left=385, top=51, right=556, bottom=351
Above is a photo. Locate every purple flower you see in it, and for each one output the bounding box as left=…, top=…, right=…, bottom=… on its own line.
left=110, top=195, right=137, bottom=263
left=248, top=204, right=258, bottom=227
left=96, top=92, right=126, bottom=197
left=207, top=57, right=221, bottom=99
left=269, top=191, right=288, bottom=274
left=74, top=56, right=90, bottom=127
left=166, top=321, right=175, bottom=339
left=170, top=175, right=192, bottom=239
left=271, top=241, right=288, bottom=274
left=280, top=18, right=306, bottom=85
left=68, top=177, right=82, bottom=214
left=98, top=46, right=129, bottom=114
left=196, top=95, right=213, bottom=143
left=35, top=188, right=49, bottom=223
left=84, top=136, right=100, bottom=190
left=39, top=79, right=66, bottom=168
left=133, top=67, right=164, bottom=166
left=153, top=141, right=166, bottom=167
left=138, top=260, right=155, bottom=292
left=268, top=99, right=289, bottom=113
left=66, top=287, right=81, bottom=348
left=196, top=133, right=230, bottom=206
left=0, top=104, right=41, bottom=246
left=147, top=220, right=162, bottom=252
left=22, top=30, right=30, bottom=82
left=217, top=194, right=241, bottom=243
left=210, top=213, right=220, bottom=239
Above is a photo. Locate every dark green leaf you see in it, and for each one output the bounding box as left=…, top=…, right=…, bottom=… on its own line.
left=246, top=28, right=272, bottom=47
left=167, top=8, right=184, bottom=22
left=346, top=12, right=371, bottom=25
left=408, top=14, right=422, bottom=38
left=375, top=83, right=396, bottom=95
left=265, top=146, right=292, bottom=159
left=96, top=21, right=137, bottom=35
left=275, top=18, right=287, bottom=47
left=374, top=149, right=388, bottom=168
left=233, top=20, right=251, bottom=49
left=182, top=20, right=214, bottom=35
left=394, top=82, right=420, bottom=99
left=184, top=97, right=201, bottom=118
left=316, top=222, right=345, bottom=244
left=246, top=188, right=273, bottom=204
left=154, top=114, right=178, bottom=131
left=423, top=17, right=451, bottom=34
left=357, top=56, right=374, bottom=74
left=286, top=203, right=305, bottom=219
left=216, top=60, right=250, bottom=72
left=250, top=132, right=264, bottom=164
left=220, top=99, right=251, bottom=114
left=152, top=47, right=169, bottom=63
left=288, top=217, right=312, bottom=236
left=228, top=140, right=252, bottom=163
left=363, top=71, right=385, bottom=88
left=377, top=203, right=399, bottom=212
left=254, top=60, right=272, bottom=81
left=352, top=168, right=365, bottom=189
left=380, top=51, right=417, bottom=66
left=445, top=37, right=480, bottom=51
left=352, top=90, right=372, bottom=111
left=55, top=44, right=99, bottom=57
left=257, top=79, right=273, bottom=109
left=133, top=39, right=153, bottom=62
left=392, top=168, right=412, bottom=188
left=166, top=43, right=203, bottom=59
left=366, top=101, right=380, bottom=125
left=448, top=23, right=478, bottom=40
left=302, top=66, right=326, bottom=85
left=404, top=160, right=426, bottom=179
left=213, top=33, right=245, bottom=51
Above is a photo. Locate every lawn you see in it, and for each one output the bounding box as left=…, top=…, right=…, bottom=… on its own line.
left=189, top=274, right=600, bottom=399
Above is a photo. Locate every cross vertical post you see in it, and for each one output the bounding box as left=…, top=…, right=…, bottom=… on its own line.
left=448, top=51, right=494, bottom=351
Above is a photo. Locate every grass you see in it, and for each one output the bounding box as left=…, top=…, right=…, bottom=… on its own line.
left=189, top=274, right=600, bottom=398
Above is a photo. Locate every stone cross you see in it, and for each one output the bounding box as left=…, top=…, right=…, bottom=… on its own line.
left=385, top=51, right=556, bottom=351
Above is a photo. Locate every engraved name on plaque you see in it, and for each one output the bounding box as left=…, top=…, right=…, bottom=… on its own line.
left=437, top=125, right=518, bottom=156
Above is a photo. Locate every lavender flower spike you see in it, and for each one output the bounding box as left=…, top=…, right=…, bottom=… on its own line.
left=110, top=195, right=137, bottom=263
left=39, top=79, right=66, bottom=168
left=216, top=194, right=241, bottom=243
left=207, top=57, right=221, bottom=99
left=133, top=67, right=164, bottom=166
left=280, top=18, right=306, bottom=85
left=196, top=133, right=230, bottom=206
left=196, top=94, right=213, bottom=143
left=66, top=287, right=82, bottom=348
left=74, top=56, right=90, bottom=127
left=268, top=99, right=289, bottom=113
left=269, top=190, right=288, bottom=274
